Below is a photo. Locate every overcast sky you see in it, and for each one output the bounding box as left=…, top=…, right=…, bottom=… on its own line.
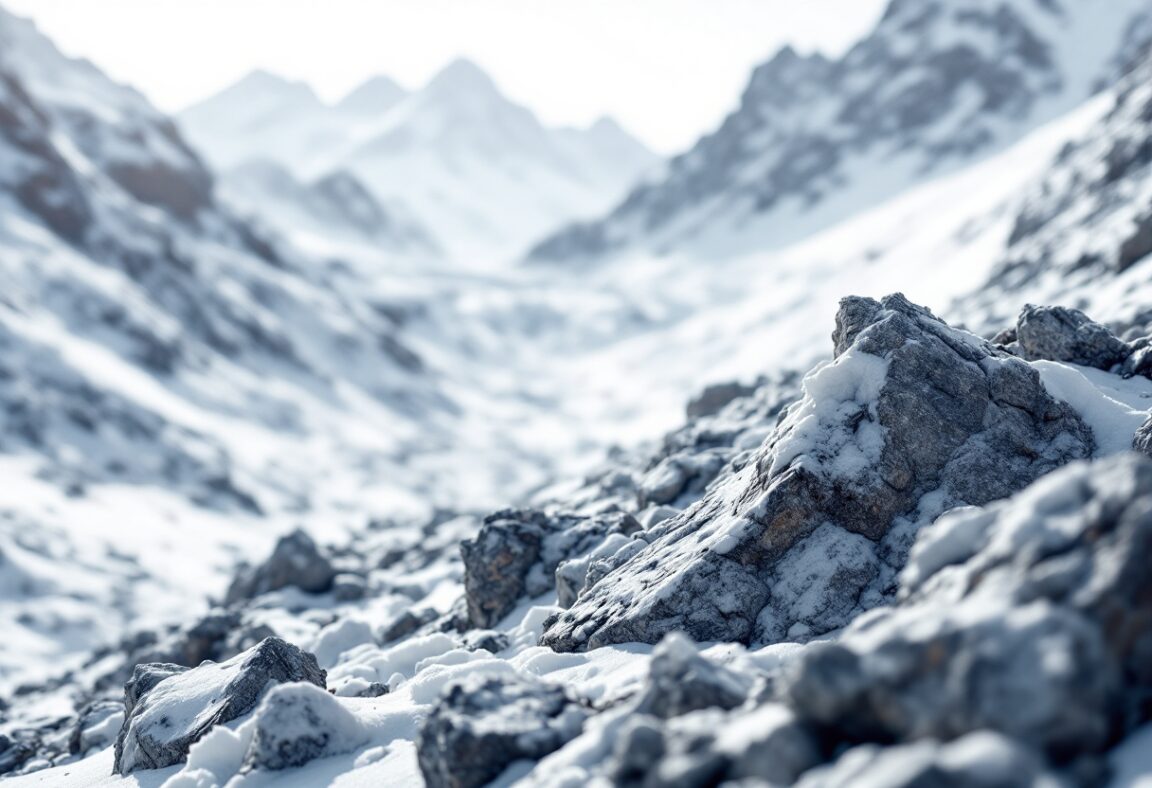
left=5, top=0, right=887, bottom=152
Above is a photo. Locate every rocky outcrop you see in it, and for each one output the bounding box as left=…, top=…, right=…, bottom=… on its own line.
left=541, top=294, right=1095, bottom=652
left=781, top=452, right=1152, bottom=763
left=225, top=529, right=337, bottom=605
left=1013, top=304, right=1129, bottom=370
left=417, top=672, right=589, bottom=788
left=461, top=509, right=640, bottom=628
left=113, top=637, right=325, bottom=774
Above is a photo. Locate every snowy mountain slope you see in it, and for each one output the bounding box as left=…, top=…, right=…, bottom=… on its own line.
left=220, top=158, right=441, bottom=260
left=954, top=42, right=1152, bottom=333
left=528, top=0, right=1152, bottom=263
left=0, top=6, right=581, bottom=692
left=180, top=59, right=661, bottom=264
left=177, top=70, right=339, bottom=173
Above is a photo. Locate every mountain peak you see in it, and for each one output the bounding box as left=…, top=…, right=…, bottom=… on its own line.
left=337, top=74, right=408, bottom=115
left=227, top=69, right=320, bottom=103
left=424, top=58, right=500, bottom=98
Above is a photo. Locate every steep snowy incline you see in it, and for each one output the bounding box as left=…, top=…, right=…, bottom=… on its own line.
left=0, top=6, right=583, bottom=692
left=529, top=0, right=1152, bottom=263
left=954, top=42, right=1152, bottom=333
left=180, top=60, right=661, bottom=264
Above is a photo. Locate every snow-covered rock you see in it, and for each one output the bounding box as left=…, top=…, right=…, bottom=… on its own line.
left=113, top=637, right=325, bottom=774
left=782, top=452, right=1152, bottom=762
left=416, top=671, right=589, bottom=788
left=242, top=682, right=368, bottom=771
left=541, top=293, right=1095, bottom=652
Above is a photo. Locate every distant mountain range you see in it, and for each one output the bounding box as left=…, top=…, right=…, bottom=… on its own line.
left=529, top=0, right=1152, bottom=263
left=180, top=60, right=660, bottom=263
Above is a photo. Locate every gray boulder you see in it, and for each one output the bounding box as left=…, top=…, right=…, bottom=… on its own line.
left=601, top=705, right=819, bottom=788
left=225, top=529, right=336, bottom=605
left=417, top=672, right=589, bottom=788
left=68, top=700, right=124, bottom=756
left=541, top=294, right=1094, bottom=652
left=242, top=682, right=367, bottom=771
left=113, top=637, right=325, bottom=774
left=685, top=381, right=757, bottom=420
left=795, top=732, right=1051, bottom=788
left=635, top=633, right=751, bottom=719
left=782, top=453, right=1152, bottom=762
left=1014, top=304, right=1129, bottom=370
left=461, top=509, right=640, bottom=628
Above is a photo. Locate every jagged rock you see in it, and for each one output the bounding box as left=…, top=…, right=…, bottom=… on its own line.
left=461, top=509, right=640, bottom=628
left=113, top=637, right=325, bottom=774
left=242, top=682, right=367, bottom=771
left=224, top=529, right=336, bottom=605
left=1118, top=212, right=1152, bottom=272
left=0, top=732, right=38, bottom=776
left=782, top=453, right=1152, bottom=762
left=639, top=451, right=728, bottom=507
left=1014, top=304, right=1129, bottom=369
left=461, top=630, right=510, bottom=654
left=600, top=705, right=819, bottom=788
left=635, top=633, right=751, bottom=719
left=555, top=533, right=640, bottom=608
left=68, top=700, right=124, bottom=756
left=686, top=381, right=757, bottom=420
left=794, top=732, right=1051, bottom=788
left=1135, top=415, right=1152, bottom=457
left=380, top=607, right=438, bottom=644
left=541, top=294, right=1095, bottom=652
left=417, top=672, right=589, bottom=788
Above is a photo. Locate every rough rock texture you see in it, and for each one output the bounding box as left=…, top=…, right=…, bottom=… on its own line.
left=601, top=704, right=821, bottom=788
left=541, top=294, right=1095, bottom=652
left=113, top=637, right=325, bottom=774
left=225, top=529, right=337, bottom=605
left=461, top=509, right=640, bottom=628
left=1014, top=304, right=1129, bottom=370
left=417, top=672, right=589, bottom=788
left=1134, top=414, right=1152, bottom=457
left=634, top=634, right=752, bottom=719
left=794, top=732, right=1052, bottom=788
left=242, top=682, right=367, bottom=771
left=781, top=453, right=1152, bottom=763
left=685, top=381, right=758, bottom=420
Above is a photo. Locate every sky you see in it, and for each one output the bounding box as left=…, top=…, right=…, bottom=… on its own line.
left=3, top=0, right=888, bottom=153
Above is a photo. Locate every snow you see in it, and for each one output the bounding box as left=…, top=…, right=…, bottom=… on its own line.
left=768, top=350, right=889, bottom=479
left=179, top=60, right=659, bottom=265
left=1035, top=361, right=1152, bottom=455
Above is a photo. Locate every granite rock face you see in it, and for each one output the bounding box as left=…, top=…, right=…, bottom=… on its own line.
left=113, top=637, right=325, bottom=774
left=416, top=672, right=589, bottom=788
left=781, top=453, right=1152, bottom=763
left=461, top=509, right=640, bottom=628
left=540, top=294, right=1095, bottom=652
left=1013, top=304, right=1129, bottom=370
